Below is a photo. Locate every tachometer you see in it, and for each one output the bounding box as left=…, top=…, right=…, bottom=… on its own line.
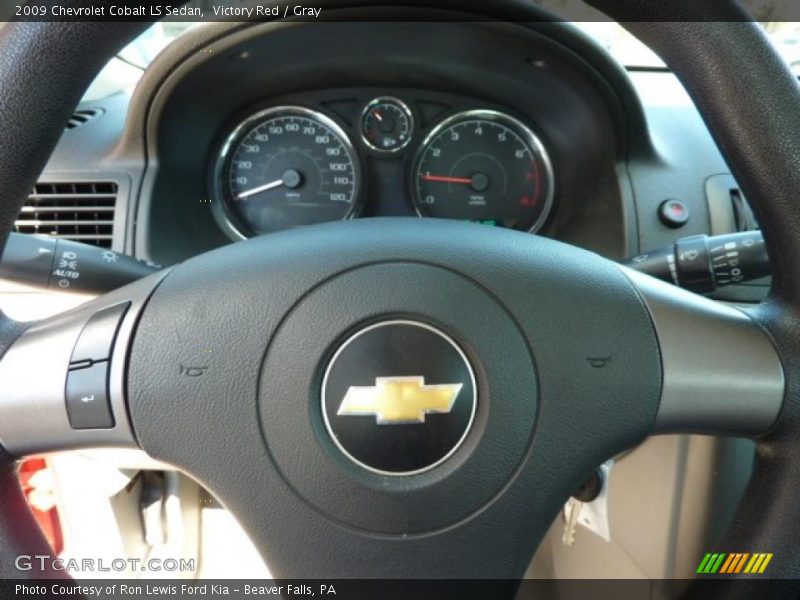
left=411, top=110, right=554, bottom=232
left=213, top=106, right=361, bottom=238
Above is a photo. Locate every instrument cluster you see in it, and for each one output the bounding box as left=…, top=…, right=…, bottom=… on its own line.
left=210, top=93, right=555, bottom=239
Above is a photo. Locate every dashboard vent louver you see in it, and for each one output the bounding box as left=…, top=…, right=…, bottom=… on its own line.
left=66, top=108, right=103, bottom=130
left=14, top=182, right=118, bottom=248
left=729, top=187, right=760, bottom=232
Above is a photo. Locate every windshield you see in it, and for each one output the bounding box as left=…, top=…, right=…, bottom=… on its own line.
left=117, top=22, right=199, bottom=69
left=574, top=22, right=800, bottom=73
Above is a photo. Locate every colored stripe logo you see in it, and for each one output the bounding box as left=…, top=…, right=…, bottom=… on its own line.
left=696, top=553, right=773, bottom=574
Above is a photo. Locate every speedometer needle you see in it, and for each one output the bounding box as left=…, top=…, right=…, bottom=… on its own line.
left=420, top=174, right=473, bottom=184
left=236, top=179, right=284, bottom=200
left=236, top=169, right=303, bottom=200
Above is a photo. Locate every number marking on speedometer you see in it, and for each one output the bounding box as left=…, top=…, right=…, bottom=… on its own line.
left=213, top=107, right=361, bottom=238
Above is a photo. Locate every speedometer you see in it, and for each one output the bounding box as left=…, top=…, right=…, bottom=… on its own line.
left=212, top=106, right=361, bottom=238
left=411, top=110, right=554, bottom=232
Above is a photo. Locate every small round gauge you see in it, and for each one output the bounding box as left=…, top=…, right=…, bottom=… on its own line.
left=411, top=110, right=554, bottom=232
left=360, top=97, right=414, bottom=153
left=212, top=106, right=361, bottom=238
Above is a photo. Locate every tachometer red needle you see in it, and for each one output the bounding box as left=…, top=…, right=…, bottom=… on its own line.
left=420, top=174, right=473, bottom=184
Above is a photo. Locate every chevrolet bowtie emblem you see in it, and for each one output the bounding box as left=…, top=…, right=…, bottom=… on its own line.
left=337, top=376, right=463, bottom=424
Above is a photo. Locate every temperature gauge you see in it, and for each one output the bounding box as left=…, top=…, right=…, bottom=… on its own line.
left=360, top=97, right=414, bottom=153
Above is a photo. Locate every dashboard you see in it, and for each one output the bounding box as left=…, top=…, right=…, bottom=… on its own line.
left=210, top=93, right=554, bottom=239
left=138, top=19, right=626, bottom=266
left=21, top=9, right=765, bottom=304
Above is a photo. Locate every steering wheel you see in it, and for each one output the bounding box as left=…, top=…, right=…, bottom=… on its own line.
left=1, top=1, right=799, bottom=597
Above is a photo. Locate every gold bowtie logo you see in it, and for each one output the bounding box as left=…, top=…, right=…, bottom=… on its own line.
left=337, top=376, right=463, bottom=424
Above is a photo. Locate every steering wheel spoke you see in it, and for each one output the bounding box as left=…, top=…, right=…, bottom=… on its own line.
left=624, top=268, right=785, bottom=438
left=0, top=272, right=167, bottom=458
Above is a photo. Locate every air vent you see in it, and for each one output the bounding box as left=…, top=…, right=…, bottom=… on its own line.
left=66, top=108, right=103, bottom=130
left=707, top=174, right=761, bottom=237
left=729, top=188, right=760, bottom=232
left=14, top=182, right=118, bottom=248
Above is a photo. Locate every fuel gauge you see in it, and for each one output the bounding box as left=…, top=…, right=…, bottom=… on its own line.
left=360, top=97, right=414, bottom=153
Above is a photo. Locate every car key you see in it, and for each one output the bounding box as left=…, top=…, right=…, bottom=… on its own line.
left=562, top=497, right=583, bottom=546
left=562, top=468, right=605, bottom=546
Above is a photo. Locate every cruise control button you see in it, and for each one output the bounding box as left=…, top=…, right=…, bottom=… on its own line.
left=69, top=302, right=129, bottom=366
left=65, top=362, right=114, bottom=429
